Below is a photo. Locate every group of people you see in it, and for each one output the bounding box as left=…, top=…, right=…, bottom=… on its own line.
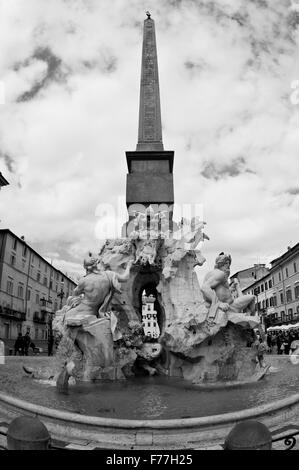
left=14, top=332, right=33, bottom=356
left=14, top=332, right=55, bottom=356
left=266, top=329, right=299, bottom=355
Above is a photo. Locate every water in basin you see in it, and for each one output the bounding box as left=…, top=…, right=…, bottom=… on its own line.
left=1, top=357, right=299, bottom=419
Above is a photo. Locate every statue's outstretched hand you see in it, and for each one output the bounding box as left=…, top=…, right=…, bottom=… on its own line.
left=218, top=302, right=230, bottom=312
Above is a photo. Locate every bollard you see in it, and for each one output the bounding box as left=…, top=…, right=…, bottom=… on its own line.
left=224, top=420, right=272, bottom=450
left=7, top=416, right=51, bottom=450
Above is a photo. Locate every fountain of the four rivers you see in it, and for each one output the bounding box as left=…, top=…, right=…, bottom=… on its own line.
left=1, top=13, right=299, bottom=450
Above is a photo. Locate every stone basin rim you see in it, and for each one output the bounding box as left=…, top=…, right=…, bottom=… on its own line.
left=0, top=390, right=299, bottom=429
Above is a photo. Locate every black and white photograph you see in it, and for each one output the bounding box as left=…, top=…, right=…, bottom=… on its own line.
left=0, top=0, right=299, bottom=456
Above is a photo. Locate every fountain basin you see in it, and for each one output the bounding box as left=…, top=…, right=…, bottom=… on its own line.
left=0, top=357, right=299, bottom=449
left=0, top=389, right=299, bottom=449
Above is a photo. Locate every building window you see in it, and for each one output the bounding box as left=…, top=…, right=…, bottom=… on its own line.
left=286, top=267, right=289, bottom=278
left=273, top=296, right=277, bottom=307
left=10, top=254, right=16, bottom=266
left=266, top=299, right=269, bottom=308
left=35, top=293, right=40, bottom=304
left=43, top=277, right=47, bottom=287
left=50, top=280, right=53, bottom=290
left=37, top=271, right=41, bottom=282
left=286, top=289, right=292, bottom=302
left=294, top=262, right=297, bottom=273
left=288, top=308, right=293, bottom=319
left=12, top=238, right=17, bottom=250
left=270, top=297, right=273, bottom=307
left=262, top=300, right=265, bottom=309
left=4, top=323, right=10, bottom=339
left=18, top=284, right=24, bottom=298
left=265, top=282, right=268, bottom=290
left=26, top=288, right=31, bottom=301
left=22, top=245, right=27, bottom=257
left=295, top=285, right=299, bottom=299
left=6, top=279, right=13, bottom=295
left=280, top=292, right=284, bottom=304
left=281, top=311, right=285, bottom=321
left=269, top=279, right=272, bottom=288
left=261, top=284, right=264, bottom=292
left=279, top=272, right=281, bottom=282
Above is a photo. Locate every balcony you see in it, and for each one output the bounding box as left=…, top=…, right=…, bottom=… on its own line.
left=266, top=313, right=299, bottom=328
left=33, top=312, right=47, bottom=324
left=40, top=298, right=53, bottom=314
left=0, top=305, right=26, bottom=321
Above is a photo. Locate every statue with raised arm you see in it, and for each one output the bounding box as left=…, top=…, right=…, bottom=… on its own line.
left=63, top=255, right=134, bottom=327
left=201, top=252, right=256, bottom=322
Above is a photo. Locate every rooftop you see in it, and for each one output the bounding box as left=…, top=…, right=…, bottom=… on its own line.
left=0, top=228, right=77, bottom=286
left=270, top=242, right=299, bottom=267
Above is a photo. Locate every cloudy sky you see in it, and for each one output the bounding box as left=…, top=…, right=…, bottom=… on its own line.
left=1, top=0, right=299, bottom=282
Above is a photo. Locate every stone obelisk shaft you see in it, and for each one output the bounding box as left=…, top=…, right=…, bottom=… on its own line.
left=136, top=17, right=164, bottom=151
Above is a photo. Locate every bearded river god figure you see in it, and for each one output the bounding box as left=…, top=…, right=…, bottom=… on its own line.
left=59, top=256, right=134, bottom=327
left=202, top=252, right=257, bottom=323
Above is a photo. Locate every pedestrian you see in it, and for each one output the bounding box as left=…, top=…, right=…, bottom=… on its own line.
left=271, top=334, right=277, bottom=354
left=266, top=333, right=272, bottom=353
left=277, top=333, right=282, bottom=354
left=14, top=333, right=23, bottom=356
left=48, top=334, right=54, bottom=356
left=23, top=332, right=31, bottom=356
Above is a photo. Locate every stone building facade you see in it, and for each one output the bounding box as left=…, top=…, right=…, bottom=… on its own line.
left=0, top=229, right=77, bottom=348
left=243, top=244, right=299, bottom=330
left=230, top=264, right=269, bottom=291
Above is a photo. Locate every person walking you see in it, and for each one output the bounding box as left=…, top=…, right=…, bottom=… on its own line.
left=23, top=332, right=31, bottom=356
left=271, top=334, right=277, bottom=354
left=14, top=333, right=23, bottom=356
left=266, top=333, right=272, bottom=354
left=47, top=334, right=54, bottom=356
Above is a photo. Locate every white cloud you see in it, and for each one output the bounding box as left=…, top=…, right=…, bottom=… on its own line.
left=0, top=0, right=299, bottom=281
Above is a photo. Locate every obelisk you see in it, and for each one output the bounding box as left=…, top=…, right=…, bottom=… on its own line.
left=137, top=12, right=163, bottom=151
left=125, top=13, right=174, bottom=222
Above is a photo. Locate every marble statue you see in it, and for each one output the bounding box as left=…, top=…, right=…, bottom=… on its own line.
left=44, top=224, right=265, bottom=385
left=62, top=255, right=134, bottom=326
left=201, top=252, right=256, bottom=321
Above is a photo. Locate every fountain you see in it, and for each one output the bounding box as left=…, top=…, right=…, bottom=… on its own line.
left=46, top=224, right=264, bottom=388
